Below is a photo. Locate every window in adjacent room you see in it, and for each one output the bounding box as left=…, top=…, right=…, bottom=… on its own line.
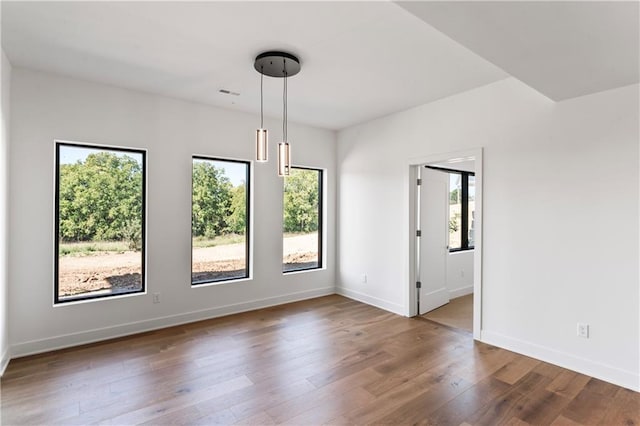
left=55, top=142, right=146, bottom=303
left=283, top=167, right=323, bottom=273
left=447, top=170, right=475, bottom=252
left=192, top=157, right=250, bottom=284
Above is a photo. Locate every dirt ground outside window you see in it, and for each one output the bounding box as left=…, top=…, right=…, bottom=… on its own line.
left=58, top=233, right=319, bottom=300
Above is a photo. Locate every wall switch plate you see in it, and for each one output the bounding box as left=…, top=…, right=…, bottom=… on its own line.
left=361, top=274, right=367, bottom=284
left=153, top=293, right=161, bottom=304
left=577, top=323, right=589, bottom=338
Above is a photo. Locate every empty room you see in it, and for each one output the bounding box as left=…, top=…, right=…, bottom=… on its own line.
left=0, top=1, right=638, bottom=425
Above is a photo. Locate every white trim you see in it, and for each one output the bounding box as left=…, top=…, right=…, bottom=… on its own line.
left=54, top=289, right=147, bottom=307
left=407, top=148, right=483, bottom=340
left=53, top=140, right=149, bottom=306
left=481, top=330, right=640, bottom=392
left=191, top=277, right=253, bottom=289
left=283, top=267, right=326, bottom=276
left=449, top=286, right=473, bottom=299
left=288, top=164, right=329, bottom=276
left=0, top=347, right=9, bottom=377
left=336, top=287, right=405, bottom=316
left=448, top=249, right=474, bottom=256
left=11, top=286, right=335, bottom=358
left=190, top=156, right=252, bottom=286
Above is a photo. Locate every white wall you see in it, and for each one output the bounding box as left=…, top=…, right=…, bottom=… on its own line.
left=446, top=251, right=473, bottom=298
left=0, top=50, right=11, bottom=375
left=337, top=78, right=639, bottom=391
left=9, top=68, right=336, bottom=356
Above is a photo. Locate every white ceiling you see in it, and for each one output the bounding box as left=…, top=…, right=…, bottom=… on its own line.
left=398, top=1, right=640, bottom=101
left=1, top=2, right=637, bottom=130
left=0, top=1, right=507, bottom=130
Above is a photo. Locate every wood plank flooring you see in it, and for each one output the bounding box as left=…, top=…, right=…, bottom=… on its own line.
left=1, top=295, right=638, bottom=425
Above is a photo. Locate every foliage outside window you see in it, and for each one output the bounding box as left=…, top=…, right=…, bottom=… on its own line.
left=448, top=171, right=475, bottom=252
left=467, top=175, right=476, bottom=248
left=192, top=157, right=249, bottom=284
left=55, top=142, right=145, bottom=303
left=449, top=174, right=462, bottom=249
left=283, top=168, right=323, bottom=272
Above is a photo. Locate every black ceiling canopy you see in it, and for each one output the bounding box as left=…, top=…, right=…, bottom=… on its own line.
left=254, top=51, right=301, bottom=78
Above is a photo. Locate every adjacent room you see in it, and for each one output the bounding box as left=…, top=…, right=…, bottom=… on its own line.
left=1, top=1, right=638, bottom=424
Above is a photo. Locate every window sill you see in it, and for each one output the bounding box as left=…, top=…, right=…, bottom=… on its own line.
left=448, top=249, right=474, bottom=255
left=283, top=266, right=325, bottom=276
left=54, top=289, right=146, bottom=307
left=191, top=277, right=252, bottom=288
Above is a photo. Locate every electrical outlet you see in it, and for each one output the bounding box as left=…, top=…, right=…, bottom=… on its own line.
left=577, top=323, right=589, bottom=338
left=361, top=274, right=367, bottom=284
left=153, top=293, right=161, bottom=304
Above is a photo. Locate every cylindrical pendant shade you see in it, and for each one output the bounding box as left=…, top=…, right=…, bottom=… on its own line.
left=277, top=142, right=291, bottom=177
left=256, top=128, right=268, bottom=162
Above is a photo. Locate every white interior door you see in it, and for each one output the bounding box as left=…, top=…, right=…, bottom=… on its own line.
left=418, top=168, right=449, bottom=314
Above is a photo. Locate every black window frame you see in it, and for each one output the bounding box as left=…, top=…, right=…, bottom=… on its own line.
left=426, top=165, right=475, bottom=253
left=191, top=156, right=251, bottom=285
left=54, top=141, right=147, bottom=304
left=283, top=167, right=323, bottom=273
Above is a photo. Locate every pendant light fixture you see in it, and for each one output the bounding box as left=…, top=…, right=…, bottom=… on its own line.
left=254, top=51, right=301, bottom=176
left=256, top=68, right=268, bottom=162
left=278, top=62, right=290, bottom=176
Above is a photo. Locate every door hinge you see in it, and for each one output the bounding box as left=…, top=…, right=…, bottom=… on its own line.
left=416, top=230, right=421, bottom=237
left=417, top=178, right=422, bottom=186
left=416, top=281, right=422, bottom=288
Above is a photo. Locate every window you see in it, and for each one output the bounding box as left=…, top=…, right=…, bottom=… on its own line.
left=446, top=169, right=475, bottom=252
left=192, top=157, right=250, bottom=284
left=55, top=142, right=146, bottom=303
left=283, top=167, right=323, bottom=272
left=467, top=175, right=476, bottom=248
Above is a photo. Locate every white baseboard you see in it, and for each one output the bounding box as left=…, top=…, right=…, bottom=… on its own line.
left=449, top=285, right=473, bottom=299
left=481, top=330, right=639, bottom=392
left=336, top=287, right=405, bottom=316
left=11, top=286, right=335, bottom=359
left=0, top=347, right=9, bottom=377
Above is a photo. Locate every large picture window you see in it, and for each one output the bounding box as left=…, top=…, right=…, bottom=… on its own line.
left=55, top=142, right=146, bottom=303
left=283, top=167, right=323, bottom=272
left=192, top=157, right=250, bottom=284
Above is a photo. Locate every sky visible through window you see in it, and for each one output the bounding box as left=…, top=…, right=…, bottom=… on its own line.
left=192, top=159, right=246, bottom=186
left=60, top=145, right=142, bottom=165
left=61, top=146, right=246, bottom=186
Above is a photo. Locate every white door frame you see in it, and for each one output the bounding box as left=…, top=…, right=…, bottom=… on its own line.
left=407, top=148, right=483, bottom=339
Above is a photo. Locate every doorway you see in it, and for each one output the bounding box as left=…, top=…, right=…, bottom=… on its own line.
left=408, top=149, right=483, bottom=339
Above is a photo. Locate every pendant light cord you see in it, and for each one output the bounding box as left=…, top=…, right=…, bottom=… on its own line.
left=260, top=66, right=264, bottom=128
left=283, top=58, right=288, bottom=142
